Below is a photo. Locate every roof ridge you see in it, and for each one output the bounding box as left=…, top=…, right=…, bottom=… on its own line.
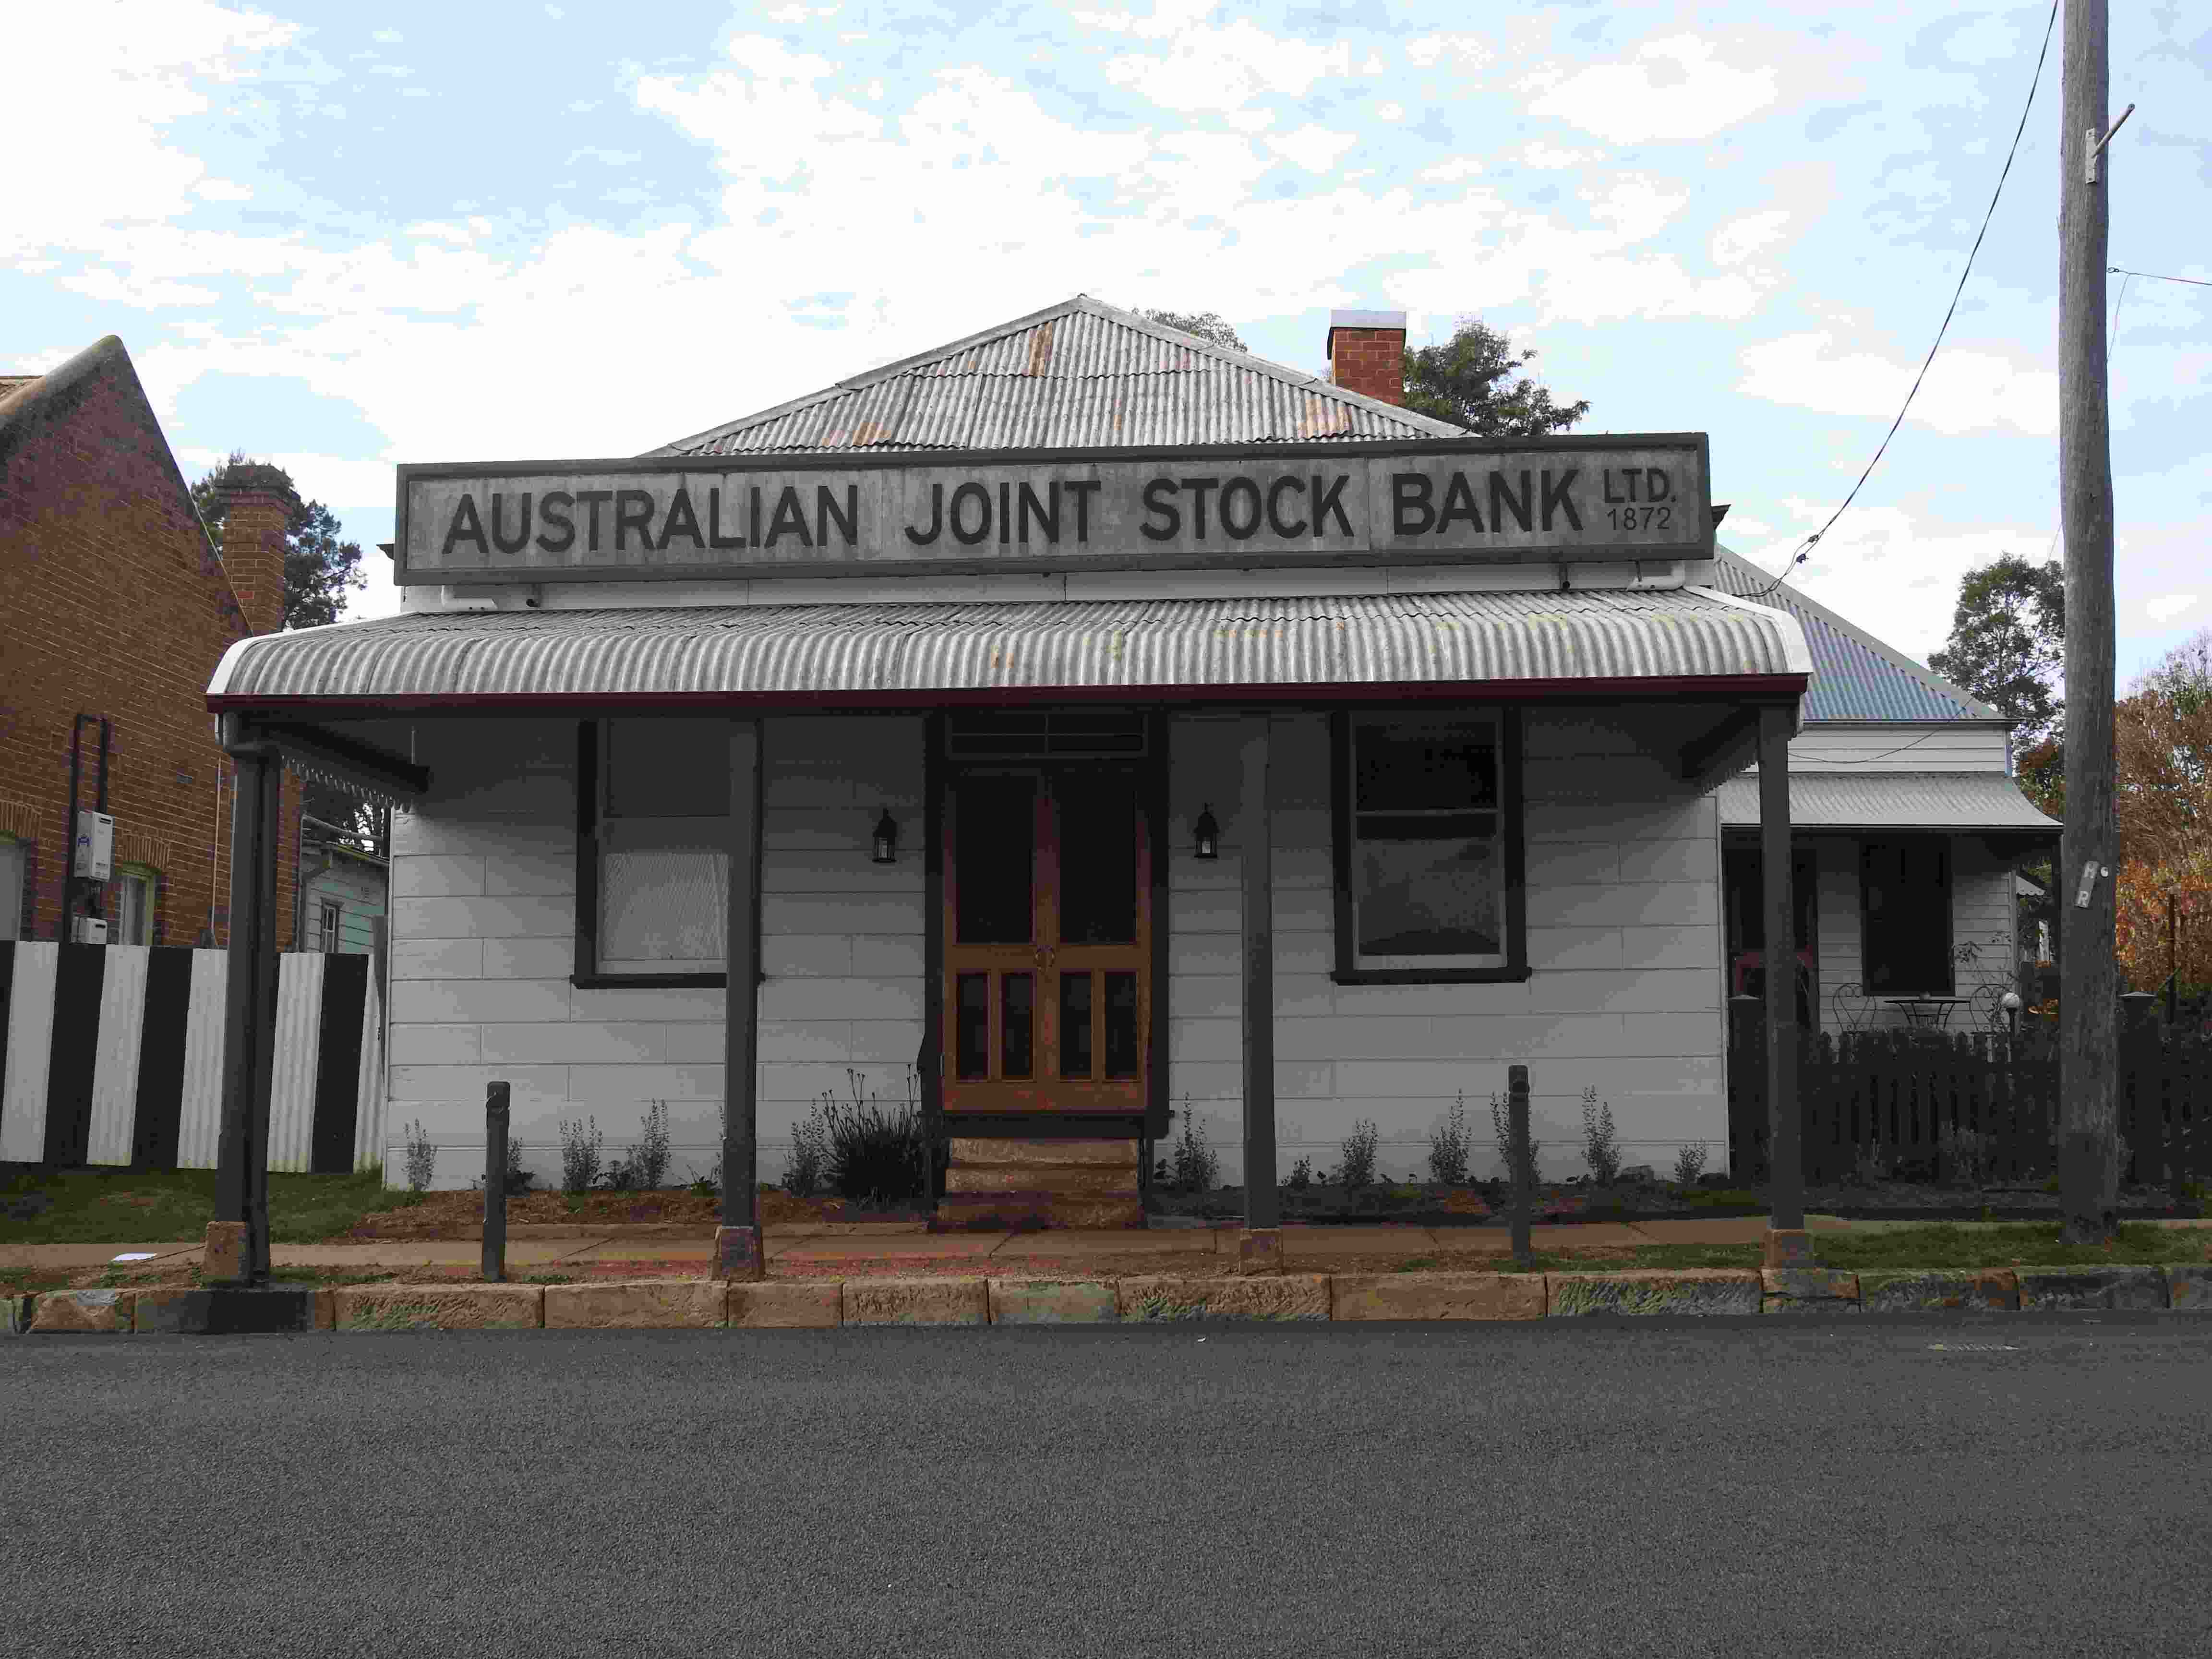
left=646, top=294, right=1462, bottom=457
left=1713, top=545, right=2001, bottom=721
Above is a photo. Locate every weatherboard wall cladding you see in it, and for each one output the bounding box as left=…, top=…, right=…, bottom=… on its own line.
left=0, top=942, right=381, bottom=1173
left=383, top=707, right=1728, bottom=1189
left=1809, top=837, right=2020, bottom=1036
left=384, top=715, right=924, bottom=1190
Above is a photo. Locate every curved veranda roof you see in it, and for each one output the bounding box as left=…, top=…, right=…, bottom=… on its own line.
left=208, top=588, right=1811, bottom=712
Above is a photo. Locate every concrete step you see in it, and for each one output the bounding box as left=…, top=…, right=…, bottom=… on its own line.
left=936, top=1192, right=1145, bottom=1230
left=945, top=1164, right=1137, bottom=1196
left=947, top=1137, right=1139, bottom=1170
left=938, top=1138, right=1145, bottom=1229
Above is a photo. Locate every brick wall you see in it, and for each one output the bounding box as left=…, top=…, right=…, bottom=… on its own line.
left=1326, top=325, right=1407, bottom=407
left=0, top=337, right=300, bottom=948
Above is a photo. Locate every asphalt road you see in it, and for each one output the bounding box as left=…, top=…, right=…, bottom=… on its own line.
left=3, top=1316, right=2206, bottom=1659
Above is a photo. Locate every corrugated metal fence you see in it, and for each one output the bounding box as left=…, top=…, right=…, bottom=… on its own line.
left=0, top=942, right=383, bottom=1173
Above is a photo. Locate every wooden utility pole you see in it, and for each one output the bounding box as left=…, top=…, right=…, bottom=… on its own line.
left=2057, top=0, right=2119, bottom=1244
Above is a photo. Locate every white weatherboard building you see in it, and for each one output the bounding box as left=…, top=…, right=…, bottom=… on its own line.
left=200, top=299, right=2053, bottom=1232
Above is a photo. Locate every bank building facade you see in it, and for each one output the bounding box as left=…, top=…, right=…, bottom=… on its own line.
left=207, top=295, right=2004, bottom=1269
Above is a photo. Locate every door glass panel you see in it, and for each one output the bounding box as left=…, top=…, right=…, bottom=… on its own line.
left=1059, top=972, right=1094, bottom=1080
left=955, top=775, right=1035, bottom=944
left=1000, top=974, right=1034, bottom=1079
left=955, top=973, right=990, bottom=1079
left=1103, top=971, right=1139, bottom=1080
left=1055, top=773, right=1137, bottom=945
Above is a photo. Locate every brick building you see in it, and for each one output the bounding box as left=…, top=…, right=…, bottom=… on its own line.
left=0, top=334, right=302, bottom=949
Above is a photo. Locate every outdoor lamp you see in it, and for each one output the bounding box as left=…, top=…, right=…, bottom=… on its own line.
left=2000, top=989, right=2022, bottom=1040
left=1193, top=805, right=1220, bottom=861
left=871, top=808, right=898, bottom=864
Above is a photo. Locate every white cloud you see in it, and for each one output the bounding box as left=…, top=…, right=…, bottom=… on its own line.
left=1375, top=101, right=1404, bottom=122
left=1737, top=332, right=2059, bottom=437
left=1070, top=0, right=1220, bottom=42
left=2146, top=593, right=2200, bottom=625
left=2, top=2, right=297, bottom=259
left=1526, top=34, right=1779, bottom=144
left=194, top=177, right=253, bottom=201
left=1268, top=124, right=1357, bottom=173
left=1520, top=141, right=1600, bottom=170
left=1711, top=207, right=1791, bottom=266
left=1102, top=20, right=1352, bottom=112
left=1404, top=33, right=1492, bottom=74
left=1754, top=504, right=2059, bottom=662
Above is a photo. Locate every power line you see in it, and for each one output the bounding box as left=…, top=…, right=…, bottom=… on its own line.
left=2108, top=265, right=2211, bottom=287
left=1749, top=0, right=2062, bottom=601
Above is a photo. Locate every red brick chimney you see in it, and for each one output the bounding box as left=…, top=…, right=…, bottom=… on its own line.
left=213, top=461, right=297, bottom=635
left=1326, top=309, right=1407, bottom=406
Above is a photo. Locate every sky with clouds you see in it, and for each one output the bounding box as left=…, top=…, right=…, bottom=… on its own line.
left=9, top=0, right=2208, bottom=685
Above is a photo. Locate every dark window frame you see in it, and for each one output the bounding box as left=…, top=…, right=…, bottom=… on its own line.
left=573, top=718, right=728, bottom=990
left=1859, top=835, right=1954, bottom=996
left=1721, top=839, right=1819, bottom=1027
left=1330, top=707, right=1528, bottom=986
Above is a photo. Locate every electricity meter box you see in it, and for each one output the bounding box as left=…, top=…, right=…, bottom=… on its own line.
left=72, top=915, right=108, bottom=945
left=73, top=812, right=114, bottom=881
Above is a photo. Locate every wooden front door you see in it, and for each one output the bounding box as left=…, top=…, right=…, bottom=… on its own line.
left=942, top=766, right=1150, bottom=1117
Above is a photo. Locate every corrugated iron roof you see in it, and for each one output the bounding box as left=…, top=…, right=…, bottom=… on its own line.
left=1707, top=548, right=1998, bottom=722
left=1715, top=770, right=2059, bottom=832
left=209, top=588, right=1808, bottom=708
left=650, top=296, right=1465, bottom=459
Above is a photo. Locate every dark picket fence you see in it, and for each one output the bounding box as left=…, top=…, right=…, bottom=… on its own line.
left=1727, top=1009, right=2212, bottom=1189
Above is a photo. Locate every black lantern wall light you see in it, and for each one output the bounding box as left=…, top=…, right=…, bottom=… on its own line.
left=871, top=807, right=898, bottom=864
left=1192, top=804, right=1220, bottom=861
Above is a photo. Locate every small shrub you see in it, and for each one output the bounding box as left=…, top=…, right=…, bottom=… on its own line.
left=402, top=1119, right=438, bottom=1192
left=1671, top=1141, right=1708, bottom=1188
left=1489, top=1089, right=1534, bottom=1189
left=469, top=1134, right=533, bottom=1195
left=558, top=1116, right=604, bottom=1194
left=1337, top=1117, right=1380, bottom=1190
left=1169, top=1104, right=1219, bottom=1194
left=1285, top=1155, right=1314, bottom=1191
left=783, top=1104, right=831, bottom=1197
left=1426, top=1093, right=1473, bottom=1185
left=1937, top=1124, right=1996, bottom=1187
left=820, top=1067, right=931, bottom=1208
left=630, top=1100, right=673, bottom=1191
left=1579, top=1087, right=1621, bottom=1186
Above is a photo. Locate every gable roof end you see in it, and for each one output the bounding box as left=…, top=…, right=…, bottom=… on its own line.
left=650, top=294, right=1466, bottom=458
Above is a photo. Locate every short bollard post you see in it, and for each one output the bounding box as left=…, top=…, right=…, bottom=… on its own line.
left=1509, top=1063, right=1533, bottom=1272
left=482, top=1082, right=510, bottom=1284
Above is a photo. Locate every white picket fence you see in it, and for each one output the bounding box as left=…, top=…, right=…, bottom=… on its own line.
left=0, top=942, right=384, bottom=1172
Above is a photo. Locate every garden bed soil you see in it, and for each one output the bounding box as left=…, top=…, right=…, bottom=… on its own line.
left=1145, top=1179, right=1759, bottom=1226
left=1143, top=1177, right=2204, bottom=1226
left=342, top=1185, right=931, bottom=1240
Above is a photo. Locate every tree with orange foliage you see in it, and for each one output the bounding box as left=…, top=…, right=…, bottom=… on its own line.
left=2112, top=631, right=2212, bottom=1002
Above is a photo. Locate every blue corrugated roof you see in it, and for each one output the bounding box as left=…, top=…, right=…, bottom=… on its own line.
left=1708, top=548, right=1998, bottom=723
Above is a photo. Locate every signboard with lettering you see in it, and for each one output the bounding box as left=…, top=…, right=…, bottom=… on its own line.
left=393, top=435, right=1712, bottom=585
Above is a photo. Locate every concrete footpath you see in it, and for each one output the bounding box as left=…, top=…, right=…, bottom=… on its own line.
left=7, top=1214, right=2211, bottom=1333
left=2, top=1212, right=1880, bottom=1280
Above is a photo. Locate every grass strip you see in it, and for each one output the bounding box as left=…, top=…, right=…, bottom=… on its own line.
left=0, top=1166, right=419, bottom=1245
